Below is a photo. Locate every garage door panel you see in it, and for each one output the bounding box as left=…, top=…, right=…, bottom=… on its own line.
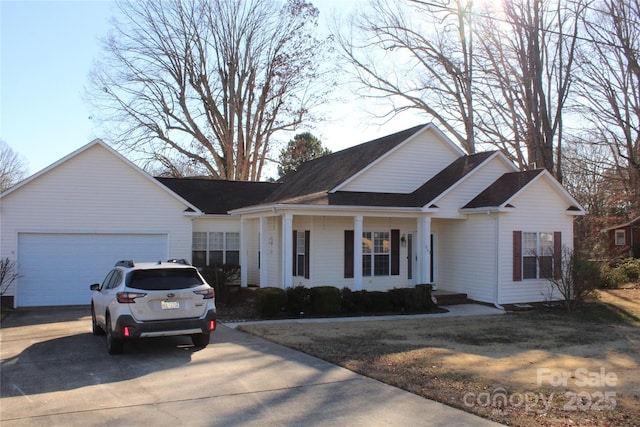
left=17, top=233, right=168, bottom=307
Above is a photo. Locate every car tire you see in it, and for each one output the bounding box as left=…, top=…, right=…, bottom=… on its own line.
left=91, top=305, right=105, bottom=336
left=106, top=314, right=124, bottom=355
left=191, top=332, right=210, bottom=348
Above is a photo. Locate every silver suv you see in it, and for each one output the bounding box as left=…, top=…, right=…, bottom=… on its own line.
left=90, top=259, right=216, bottom=354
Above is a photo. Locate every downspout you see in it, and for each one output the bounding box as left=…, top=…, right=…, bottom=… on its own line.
left=488, top=211, right=505, bottom=310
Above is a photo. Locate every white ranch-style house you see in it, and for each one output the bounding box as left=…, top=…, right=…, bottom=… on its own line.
left=0, top=123, right=584, bottom=308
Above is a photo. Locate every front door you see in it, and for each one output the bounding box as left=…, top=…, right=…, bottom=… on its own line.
left=407, top=232, right=417, bottom=285
left=407, top=232, right=436, bottom=286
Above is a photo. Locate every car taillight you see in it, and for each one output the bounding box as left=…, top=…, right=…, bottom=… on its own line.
left=116, top=292, right=147, bottom=303
left=209, top=320, right=216, bottom=331
left=194, top=288, right=214, bottom=299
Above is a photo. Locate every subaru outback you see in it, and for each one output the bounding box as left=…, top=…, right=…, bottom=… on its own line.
left=90, top=259, right=216, bottom=354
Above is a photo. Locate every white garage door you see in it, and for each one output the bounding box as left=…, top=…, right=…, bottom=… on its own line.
left=17, top=233, right=168, bottom=307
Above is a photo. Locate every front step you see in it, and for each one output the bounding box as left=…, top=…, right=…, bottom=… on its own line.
left=432, top=290, right=470, bottom=306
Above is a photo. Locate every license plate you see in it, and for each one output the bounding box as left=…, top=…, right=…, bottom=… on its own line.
left=161, top=300, right=179, bottom=310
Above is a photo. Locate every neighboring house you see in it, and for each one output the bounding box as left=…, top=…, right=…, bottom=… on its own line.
left=602, top=216, right=640, bottom=259
left=0, top=123, right=584, bottom=308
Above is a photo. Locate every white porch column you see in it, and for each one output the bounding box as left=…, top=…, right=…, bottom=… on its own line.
left=259, top=216, right=268, bottom=287
left=354, top=215, right=363, bottom=291
left=282, top=213, right=293, bottom=288
left=240, top=217, right=248, bottom=287
left=418, top=216, right=432, bottom=284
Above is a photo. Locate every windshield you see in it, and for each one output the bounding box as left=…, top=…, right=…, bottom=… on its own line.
left=126, top=268, right=204, bottom=290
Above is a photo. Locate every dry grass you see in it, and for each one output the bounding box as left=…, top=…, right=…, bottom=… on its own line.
left=238, top=288, right=640, bottom=426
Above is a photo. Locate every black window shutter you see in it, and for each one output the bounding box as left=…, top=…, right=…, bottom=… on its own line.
left=513, top=231, right=522, bottom=281
left=292, top=230, right=297, bottom=276
left=391, top=229, right=400, bottom=275
left=304, top=230, right=310, bottom=279
left=553, top=232, right=562, bottom=280
left=344, top=230, right=354, bottom=278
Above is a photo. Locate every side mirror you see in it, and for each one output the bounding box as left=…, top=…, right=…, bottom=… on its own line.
left=90, top=283, right=100, bottom=291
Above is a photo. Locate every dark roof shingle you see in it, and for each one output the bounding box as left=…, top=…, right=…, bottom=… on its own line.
left=156, top=177, right=280, bottom=214
left=462, top=169, right=544, bottom=209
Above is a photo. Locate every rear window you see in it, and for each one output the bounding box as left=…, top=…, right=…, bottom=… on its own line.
left=126, top=268, right=204, bottom=290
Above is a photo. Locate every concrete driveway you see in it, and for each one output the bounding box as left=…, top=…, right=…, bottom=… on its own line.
left=1, top=307, right=501, bottom=426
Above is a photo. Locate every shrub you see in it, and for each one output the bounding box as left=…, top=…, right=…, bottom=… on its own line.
left=200, top=264, right=240, bottom=304
left=618, top=258, right=640, bottom=282
left=286, top=286, right=311, bottom=315
left=600, top=265, right=627, bottom=289
left=365, top=291, right=392, bottom=313
left=388, top=285, right=435, bottom=312
left=545, top=248, right=599, bottom=311
left=309, top=286, right=342, bottom=315
left=341, top=288, right=367, bottom=313
left=254, top=287, right=287, bottom=318
left=414, top=283, right=435, bottom=311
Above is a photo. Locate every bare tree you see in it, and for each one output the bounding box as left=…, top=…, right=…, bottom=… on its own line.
left=335, top=0, right=477, bottom=153
left=578, top=0, right=640, bottom=213
left=475, top=0, right=586, bottom=179
left=89, top=0, right=328, bottom=181
left=0, top=140, right=28, bottom=193
left=0, top=258, right=21, bottom=297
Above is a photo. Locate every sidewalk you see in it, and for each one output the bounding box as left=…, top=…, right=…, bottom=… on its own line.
left=223, top=303, right=505, bottom=328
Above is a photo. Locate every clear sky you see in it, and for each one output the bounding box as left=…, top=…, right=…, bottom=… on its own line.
left=0, top=0, right=423, bottom=179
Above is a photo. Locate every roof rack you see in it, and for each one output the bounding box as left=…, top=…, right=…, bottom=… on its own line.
left=115, top=260, right=135, bottom=268
left=167, top=259, right=191, bottom=266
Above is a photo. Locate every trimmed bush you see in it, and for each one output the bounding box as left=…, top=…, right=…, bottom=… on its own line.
left=365, top=291, right=392, bottom=313
left=309, top=286, right=342, bottom=315
left=341, top=288, right=366, bottom=313
left=388, top=285, right=434, bottom=313
left=254, top=287, right=287, bottom=318
left=414, top=283, right=434, bottom=311
left=286, top=286, right=311, bottom=315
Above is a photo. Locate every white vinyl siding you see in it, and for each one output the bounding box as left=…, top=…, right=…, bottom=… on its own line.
left=0, top=143, right=192, bottom=306
left=498, top=177, right=575, bottom=304
left=437, top=216, right=496, bottom=303
left=339, top=128, right=462, bottom=193
left=432, top=155, right=515, bottom=217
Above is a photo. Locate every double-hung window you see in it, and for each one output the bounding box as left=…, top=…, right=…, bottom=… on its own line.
left=522, top=232, right=554, bottom=279
left=615, top=230, right=626, bottom=246
left=192, top=231, right=240, bottom=267
left=293, top=230, right=310, bottom=278
left=362, top=231, right=390, bottom=276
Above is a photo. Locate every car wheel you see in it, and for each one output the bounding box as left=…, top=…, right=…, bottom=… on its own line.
left=191, top=332, right=210, bottom=348
left=91, top=305, right=105, bottom=336
left=105, top=314, right=124, bottom=355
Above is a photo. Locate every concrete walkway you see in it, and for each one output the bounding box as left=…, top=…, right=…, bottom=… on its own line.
left=224, top=303, right=505, bottom=328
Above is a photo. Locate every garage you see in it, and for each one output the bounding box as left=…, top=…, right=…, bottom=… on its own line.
left=17, top=233, right=168, bottom=307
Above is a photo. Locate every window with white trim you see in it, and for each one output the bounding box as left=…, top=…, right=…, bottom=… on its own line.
left=296, top=231, right=306, bottom=277
left=615, top=230, right=626, bottom=246
left=362, top=231, right=390, bottom=276
left=522, top=232, right=553, bottom=279
left=192, top=231, right=240, bottom=267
